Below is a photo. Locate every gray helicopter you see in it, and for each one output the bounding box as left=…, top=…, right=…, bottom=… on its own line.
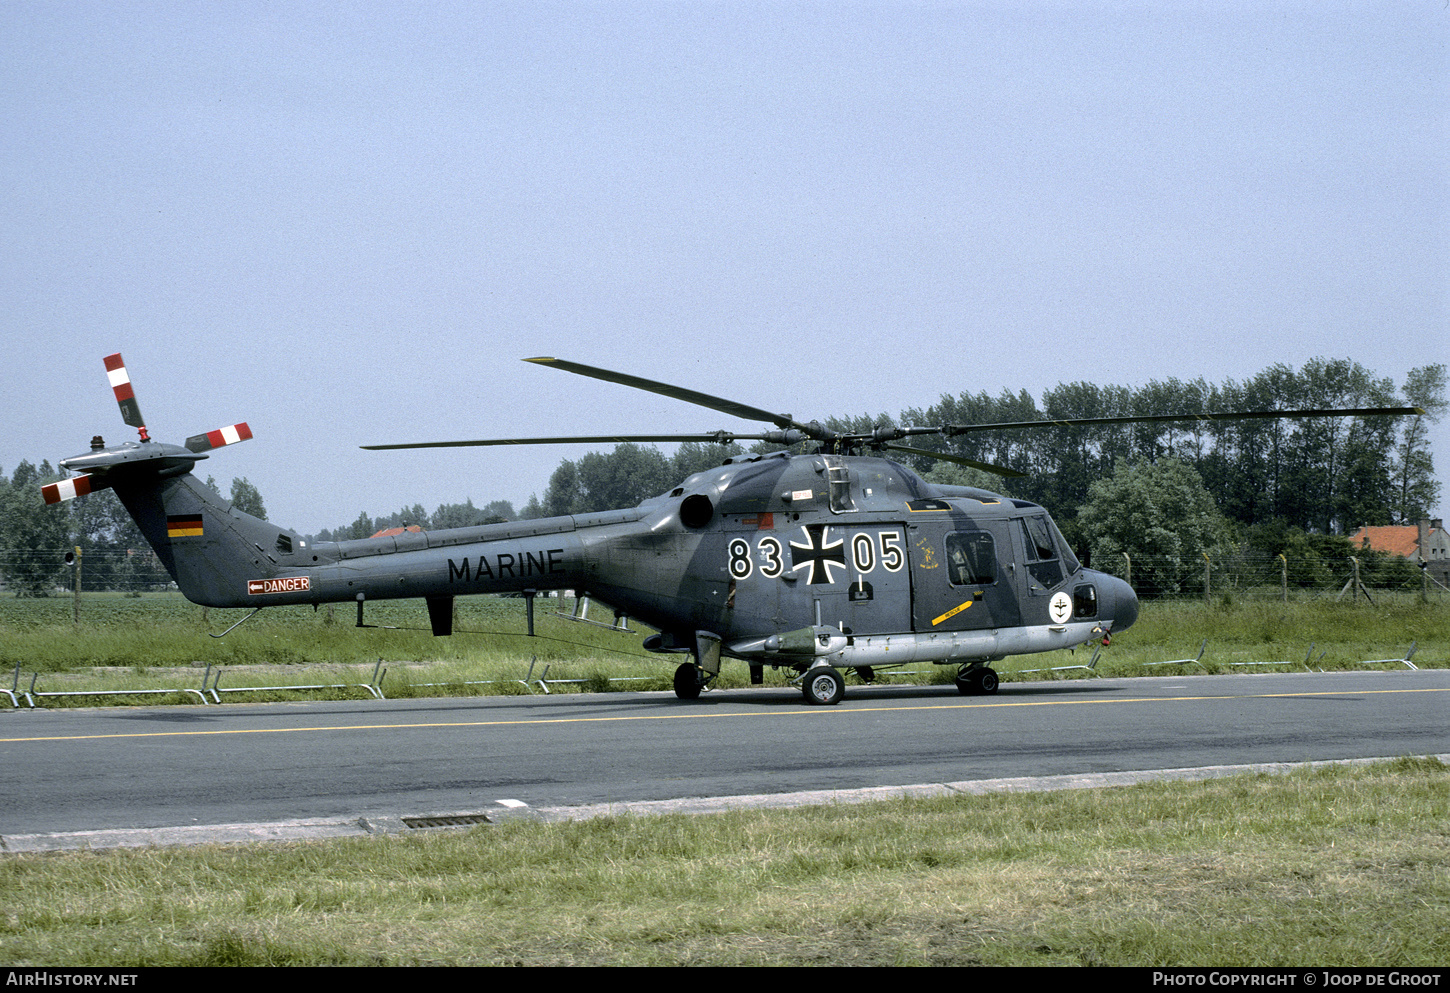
left=46, top=354, right=1421, bottom=705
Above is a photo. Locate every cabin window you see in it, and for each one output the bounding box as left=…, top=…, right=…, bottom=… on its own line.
left=275, top=534, right=293, bottom=554
left=1074, top=583, right=1097, bottom=618
left=946, top=531, right=995, bottom=586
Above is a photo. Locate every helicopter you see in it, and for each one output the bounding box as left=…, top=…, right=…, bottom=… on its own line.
left=45, top=354, right=1423, bottom=705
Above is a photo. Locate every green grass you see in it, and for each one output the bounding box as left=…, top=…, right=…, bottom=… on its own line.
left=0, top=592, right=1444, bottom=705
left=1087, top=596, right=1449, bottom=676
left=1, top=759, right=1446, bottom=966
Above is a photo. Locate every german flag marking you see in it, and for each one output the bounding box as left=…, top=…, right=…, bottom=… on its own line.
left=167, top=515, right=204, bottom=538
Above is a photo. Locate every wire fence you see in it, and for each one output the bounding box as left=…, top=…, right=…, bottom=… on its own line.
left=1, top=547, right=1444, bottom=602
left=1, top=549, right=173, bottom=598
left=1087, top=550, right=1446, bottom=602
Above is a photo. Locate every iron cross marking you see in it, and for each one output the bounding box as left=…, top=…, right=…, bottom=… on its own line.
left=789, top=524, right=846, bottom=585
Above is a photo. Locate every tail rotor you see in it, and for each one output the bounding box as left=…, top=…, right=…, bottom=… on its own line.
left=185, top=422, right=253, bottom=454
left=42, top=353, right=253, bottom=504
left=104, top=352, right=148, bottom=442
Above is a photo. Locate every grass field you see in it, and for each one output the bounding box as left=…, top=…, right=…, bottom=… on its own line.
left=1, top=758, right=1445, bottom=966
left=0, top=591, right=1445, bottom=705
left=2, top=596, right=1445, bottom=966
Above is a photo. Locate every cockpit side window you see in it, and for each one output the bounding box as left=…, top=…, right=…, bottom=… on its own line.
left=1022, top=515, right=1055, bottom=560
left=1049, top=517, right=1080, bottom=574
left=1017, top=515, right=1064, bottom=591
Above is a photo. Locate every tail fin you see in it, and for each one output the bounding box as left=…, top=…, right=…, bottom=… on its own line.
left=46, top=353, right=285, bottom=607
left=51, top=439, right=299, bottom=608
left=112, top=466, right=294, bottom=607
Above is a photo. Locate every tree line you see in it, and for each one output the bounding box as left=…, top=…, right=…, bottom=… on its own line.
left=899, top=358, right=1445, bottom=539
left=4, top=358, right=1443, bottom=597
left=518, top=358, right=1444, bottom=535
left=0, top=468, right=268, bottom=597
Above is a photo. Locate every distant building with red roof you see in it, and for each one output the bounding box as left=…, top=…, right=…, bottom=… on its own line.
left=1348, top=518, right=1449, bottom=586
left=369, top=525, right=424, bottom=538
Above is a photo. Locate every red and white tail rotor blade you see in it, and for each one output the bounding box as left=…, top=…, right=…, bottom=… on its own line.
left=103, top=353, right=148, bottom=441
left=184, top=422, right=253, bottom=453
left=41, top=474, right=96, bottom=505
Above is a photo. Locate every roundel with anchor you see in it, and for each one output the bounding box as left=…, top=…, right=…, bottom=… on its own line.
left=1049, top=590, right=1073, bottom=624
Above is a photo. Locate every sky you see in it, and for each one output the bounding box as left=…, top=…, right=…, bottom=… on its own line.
left=2, top=1, right=1446, bottom=535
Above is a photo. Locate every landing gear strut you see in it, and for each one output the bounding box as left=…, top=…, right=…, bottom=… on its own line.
left=673, top=631, right=722, bottom=701
left=955, top=665, right=999, bottom=696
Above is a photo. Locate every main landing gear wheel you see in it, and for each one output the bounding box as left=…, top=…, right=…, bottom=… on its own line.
left=955, top=667, right=999, bottom=696
left=673, top=662, right=702, bottom=700
left=803, top=667, right=845, bottom=706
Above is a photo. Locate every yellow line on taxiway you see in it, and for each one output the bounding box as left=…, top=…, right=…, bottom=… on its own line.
left=1, top=686, right=1444, bottom=745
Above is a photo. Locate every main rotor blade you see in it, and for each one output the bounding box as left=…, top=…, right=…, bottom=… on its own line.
left=881, top=443, right=1027, bottom=478
left=525, top=357, right=816, bottom=435
left=363, top=432, right=789, bottom=451
left=943, top=406, right=1426, bottom=435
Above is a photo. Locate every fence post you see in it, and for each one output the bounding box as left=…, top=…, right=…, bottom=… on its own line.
left=1202, top=552, right=1211, bottom=604
left=70, top=546, right=82, bottom=627
left=1279, top=553, right=1287, bottom=602
left=1122, top=552, right=1131, bottom=588
left=1342, top=556, right=1373, bottom=603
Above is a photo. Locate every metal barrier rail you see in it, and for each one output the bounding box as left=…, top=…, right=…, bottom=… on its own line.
left=406, top=656, right=554, bottom=694
left=1015, top=643, right=1104, bottom=675
left=6, top=663, right=209, bottom=708
left=405, top=657, right=656, bottom=695
left=3, top=661, right=386, bottom=708
left=4, top=663, right=32, bottom=708
left=1226, top=643, right=1326, bottom=670
left=203, top=660, right=387, bottom=702
left=3, top=645, right=1435, bottom=711
left=1142, top=642, right=1422, bottom=672
left=1357, top=642, right=1418, bottom=670
left=1143, top=639, right=1208, bottom=669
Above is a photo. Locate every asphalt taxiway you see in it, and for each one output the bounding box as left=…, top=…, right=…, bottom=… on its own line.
left=2, top=669, right=1446, bottom=851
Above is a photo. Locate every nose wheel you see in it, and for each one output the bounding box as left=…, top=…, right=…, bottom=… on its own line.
left=673, top=662, right=703, bottom=700
left=955, top=666, right=999, bottom=696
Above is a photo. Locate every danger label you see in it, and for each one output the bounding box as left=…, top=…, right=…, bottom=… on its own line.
left=247, top=577, right=311, bottom=595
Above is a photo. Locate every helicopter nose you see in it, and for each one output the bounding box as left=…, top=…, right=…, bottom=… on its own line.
left=1098, top=572, right=1139, bottom=633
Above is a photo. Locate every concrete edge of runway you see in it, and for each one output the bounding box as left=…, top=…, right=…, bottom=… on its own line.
left=5, top=753, right=1447, bottom=854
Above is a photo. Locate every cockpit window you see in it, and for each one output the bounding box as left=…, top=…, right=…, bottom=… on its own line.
left=1022, top=515, right=1056, bottom=560
left=1050, top=517, right=1080, bottom=574
left=1017, top=515, right=1064, bottom=591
